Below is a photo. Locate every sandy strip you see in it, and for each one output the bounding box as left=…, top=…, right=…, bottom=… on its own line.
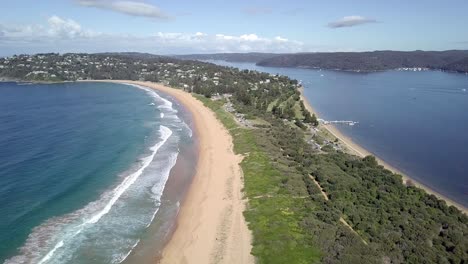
left=299, top=86, right=467, bottom=213
left=89, top=80, right=254, bottom=264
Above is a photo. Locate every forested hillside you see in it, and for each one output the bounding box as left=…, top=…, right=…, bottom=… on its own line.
left=256, top=50, right=468, bottom=72
left=173, top=50, right=468, bottom=73
left=174, top=52, right=281, bottom=62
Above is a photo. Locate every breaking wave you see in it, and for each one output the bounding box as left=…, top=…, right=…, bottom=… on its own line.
left=5, top=83, right=193, bottom=264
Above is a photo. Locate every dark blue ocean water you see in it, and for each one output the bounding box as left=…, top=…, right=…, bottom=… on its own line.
left=209, top=60, right=468, bottom=208
left=0, top=82, right=192, bottom=263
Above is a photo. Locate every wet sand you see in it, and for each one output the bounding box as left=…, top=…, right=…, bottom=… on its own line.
left=123, top=99, right=197, bottom=264
left=95, top=81, right=254, bottom=263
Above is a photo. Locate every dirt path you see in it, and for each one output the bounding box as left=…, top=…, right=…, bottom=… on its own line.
left=309, top=175, right=367, bottom=245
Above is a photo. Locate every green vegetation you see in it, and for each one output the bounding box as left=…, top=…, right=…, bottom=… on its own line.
left=2, top=52, right=467, bottom=263
left=195, top=84, right=467, bottom=263
left=256, top=50, right=468, bottom=73
left=197, top=93, right=467, bottom=263
left=196, top=96, right=321, bottom=263
left=306, top=154, right=468, bottom=263
left=175, top=51, right=468, bottom=73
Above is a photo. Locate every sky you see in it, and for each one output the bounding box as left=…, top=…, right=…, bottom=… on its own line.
left=0, top=0, right=467, bottom=56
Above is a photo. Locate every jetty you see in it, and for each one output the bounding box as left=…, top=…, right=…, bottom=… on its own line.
left=318, top=118, right=358, bottom=126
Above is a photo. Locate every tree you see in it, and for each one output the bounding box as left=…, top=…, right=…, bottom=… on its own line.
left=295, top=119, right=306, bottom=130
left=304, top=112, right=319, bottom=126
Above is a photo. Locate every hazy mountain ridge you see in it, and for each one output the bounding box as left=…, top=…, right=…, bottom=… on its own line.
left=93, top=52, right=172, bottom=61
left=256, top=50, right=468, bottom=72
left=174, top=50, right=468, bottom=73
left=441, top=56, right=468, bottom=72
left=174, top=52, right=282, bottom=63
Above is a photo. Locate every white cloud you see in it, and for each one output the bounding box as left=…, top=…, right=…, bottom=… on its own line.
left=47, top=16, right=97, bottom=38
left=0, top=17, right=305, bottom=54
left=150, top=32, right=304, bottom=53
left=275, top=36, right=288, bottom=42
left=327, top=16, right=377, bottom=28
left=76, top=0, right=169, bottom=19
left=0, top=16, right=99, bottom=45
left=240, top=34, right=259, bottom=41
left=194, top=32, right=206, bottom=37
left=216, top=34, right=234, bottom=40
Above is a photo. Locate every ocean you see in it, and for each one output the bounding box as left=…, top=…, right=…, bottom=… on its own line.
left=0, top=82, right=195, bottom=263
left=207, top=60, right=468, bottom=208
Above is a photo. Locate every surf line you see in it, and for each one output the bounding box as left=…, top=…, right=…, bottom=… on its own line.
left=37, top=126, right=173, bottom=264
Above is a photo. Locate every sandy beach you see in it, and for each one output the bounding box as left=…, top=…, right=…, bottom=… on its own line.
left=95, top=80, right=254, bottom=264
left=299, top=86, right=468, bottom=213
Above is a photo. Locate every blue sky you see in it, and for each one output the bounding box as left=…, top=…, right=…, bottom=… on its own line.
left=0, top=0, right=467, bottom=56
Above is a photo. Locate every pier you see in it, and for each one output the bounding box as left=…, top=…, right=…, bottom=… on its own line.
left=318, top=119, right=359, bottom=126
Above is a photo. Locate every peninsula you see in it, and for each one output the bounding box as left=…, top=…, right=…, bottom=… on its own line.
left=1, top=53, right=467, bottom=263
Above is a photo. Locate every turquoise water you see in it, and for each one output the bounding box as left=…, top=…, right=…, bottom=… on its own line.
left=0, top=82, right=192, bottom=263
left=208, top=60, right=468, bottom=208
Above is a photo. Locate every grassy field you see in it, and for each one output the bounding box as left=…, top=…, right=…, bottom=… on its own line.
left=196, top=95, right=321, bottom=264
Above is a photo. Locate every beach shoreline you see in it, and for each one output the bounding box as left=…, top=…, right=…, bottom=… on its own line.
left=88, top=80, right=254, bottom=263
left=122, top=93, right=198, bottom=264
left=299, top=86, right=468, bottom=213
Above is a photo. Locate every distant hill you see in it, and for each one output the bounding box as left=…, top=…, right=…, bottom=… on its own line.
left=93, top=52, right=172, bottom=61
left=256, top=50, right=468, bottom=73
left=441, top=57, right=468, bottom=73
left=174, top=52, right=282, bottom=63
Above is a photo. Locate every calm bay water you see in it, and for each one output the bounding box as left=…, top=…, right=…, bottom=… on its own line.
left=0, top=82, right=193, bottom=263
left=208, top=60, right=468, bottom=208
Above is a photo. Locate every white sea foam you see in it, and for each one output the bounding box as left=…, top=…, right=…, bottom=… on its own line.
left=6, top=126, right=173, bottom=264
left=6, top=83, right=192, bottom=264
left=182, top=122, right=193, bottom=138
left=123, top=83, right=192, bottom=138
left=124, top=83, right=175, bottom=111
left=37, top=241, right=63, bottom=264
left=91, top=126, right=172, bottom=225
left=147, top=152, right=179, bottom=227
left=116, top=239, right=140, bottom=263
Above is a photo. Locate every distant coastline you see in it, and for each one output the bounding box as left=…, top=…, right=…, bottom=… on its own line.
left=176, top=50, right=468, bottom=74
left=0, top=77, right=17, bottom=82
left=0, top=78, right=73, bottom=84
left=298, top=86, right=468, bottom=213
